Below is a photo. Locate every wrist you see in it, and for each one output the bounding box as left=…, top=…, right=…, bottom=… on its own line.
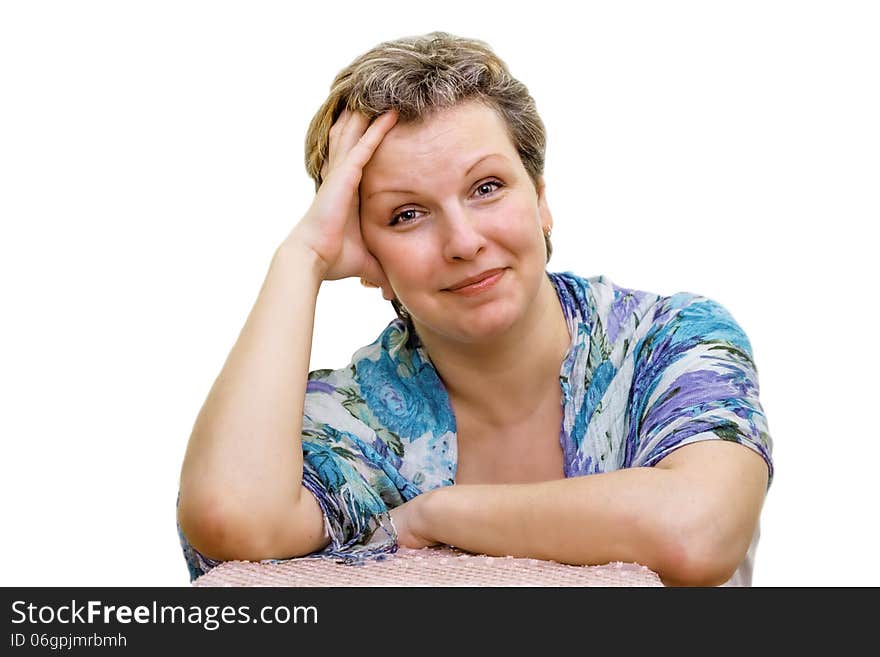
left=416, top=486, right=448, bottom=542
left=274, top=235, right=328, bottom=281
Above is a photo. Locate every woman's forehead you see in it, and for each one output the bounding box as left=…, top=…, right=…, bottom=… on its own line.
left=362, top=102, right=518, bottom=184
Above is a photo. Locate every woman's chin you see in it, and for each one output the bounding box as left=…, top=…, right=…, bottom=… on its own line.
left=417, top=304, right=524, bottom=345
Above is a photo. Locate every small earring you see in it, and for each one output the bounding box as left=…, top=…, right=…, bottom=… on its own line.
left=544, top=228, right=552, bottom=238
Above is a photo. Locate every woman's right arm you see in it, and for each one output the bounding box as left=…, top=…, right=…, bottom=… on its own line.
left=177, top=109, right=399, bottom=562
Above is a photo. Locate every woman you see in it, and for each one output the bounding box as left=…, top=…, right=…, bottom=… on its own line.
left=177, top=32, right=773, bottom=587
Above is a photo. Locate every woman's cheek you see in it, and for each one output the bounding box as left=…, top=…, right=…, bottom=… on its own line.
left=382, top=240, right=431, bottom=289
left=490, top=218, right=537, bottom=254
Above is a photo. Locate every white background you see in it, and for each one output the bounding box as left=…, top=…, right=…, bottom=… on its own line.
left=2, top=1, right=877, bottom=586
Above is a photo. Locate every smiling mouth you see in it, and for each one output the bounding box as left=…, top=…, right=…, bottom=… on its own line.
left=445, top=269, right=506, bottom=295
left=446, top=268, right=505, bottom=291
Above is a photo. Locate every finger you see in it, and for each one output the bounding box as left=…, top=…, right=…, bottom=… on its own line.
left=343, top=111, right=399, bottom=172
left=335, top=110, right=372, bottom=161
left=322, top=111, right=398, bottom=192
left=327, top=108, right=352, bottom=170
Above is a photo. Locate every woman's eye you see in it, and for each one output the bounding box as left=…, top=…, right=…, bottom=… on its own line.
left=389, top=208, right=422, bottom=226
left=474, top=180, right=503, bottom=197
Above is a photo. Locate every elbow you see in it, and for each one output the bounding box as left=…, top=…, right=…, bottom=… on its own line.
left=658, top=541, right=739, bottom=587
left=177, top=489, right=273, bottom=563
left=178, top=485, right=325, bottom=563
left=655, top=516, right=746, bottom=587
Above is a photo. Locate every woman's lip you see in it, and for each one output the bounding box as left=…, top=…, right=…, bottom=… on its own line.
left=446, top=269, right=505, bottom=296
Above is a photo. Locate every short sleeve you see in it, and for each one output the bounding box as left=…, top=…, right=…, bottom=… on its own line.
left=298, top=368, right=409, bottom=562
left=626, top=293, right=774, bottom=485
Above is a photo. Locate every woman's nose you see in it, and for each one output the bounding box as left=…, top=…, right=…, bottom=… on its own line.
left=441, top=207, right=486, bottom=261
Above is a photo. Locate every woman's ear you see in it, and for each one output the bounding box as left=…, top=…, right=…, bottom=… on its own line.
left=360, top=277, right=395, bottom=301
left=536, top=175, right=553, bottom=234
left=359, top=278, right=396, bottom=303
left=358, top=249, right=395, bottom=300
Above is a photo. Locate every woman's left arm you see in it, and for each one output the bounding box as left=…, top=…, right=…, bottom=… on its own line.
left=394, top=440, right=769, bottom=586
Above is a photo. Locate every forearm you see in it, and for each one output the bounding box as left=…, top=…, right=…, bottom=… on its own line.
left=179, top=239, right=326, bottom=533
left=420, top=469, right=699, bottom=583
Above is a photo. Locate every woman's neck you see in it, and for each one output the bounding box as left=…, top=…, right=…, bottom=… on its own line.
left=415, top=274, right=572, bottom=428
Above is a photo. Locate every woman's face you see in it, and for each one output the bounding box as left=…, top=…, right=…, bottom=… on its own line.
left=359, top=100, right=552, bottom=345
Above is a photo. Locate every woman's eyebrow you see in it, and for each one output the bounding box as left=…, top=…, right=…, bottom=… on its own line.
left=364, top=153, right=509, bottom=200
left=462, top=152, right=508, bottom=176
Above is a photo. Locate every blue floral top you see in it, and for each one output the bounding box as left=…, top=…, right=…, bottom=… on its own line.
left=178, top=271, right=774, bottom=584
